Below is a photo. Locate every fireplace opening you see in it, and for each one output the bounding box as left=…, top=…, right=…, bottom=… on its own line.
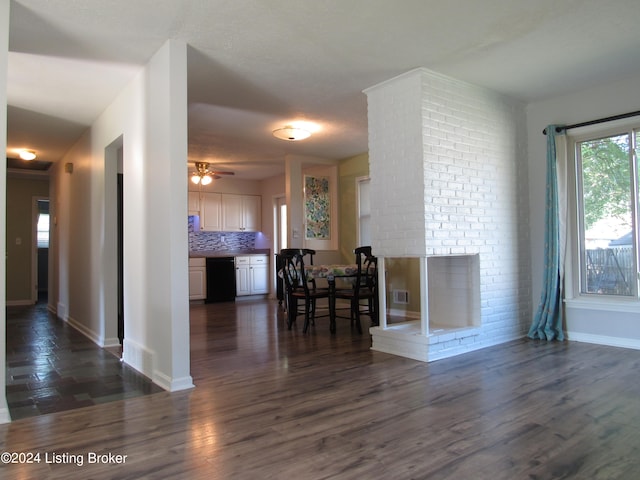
left=427, top=254, right=480, bottom=332
left=381, top=254, right=481, bottom=333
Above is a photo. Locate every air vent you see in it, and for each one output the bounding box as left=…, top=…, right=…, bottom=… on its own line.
left=392, top=289, right=409, bottom=304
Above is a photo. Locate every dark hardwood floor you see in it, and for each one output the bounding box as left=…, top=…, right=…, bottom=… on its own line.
left=2, top=298, right=640, bottom=479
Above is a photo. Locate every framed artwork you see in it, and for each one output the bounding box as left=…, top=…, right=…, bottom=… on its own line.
left=304, top=175, right=331, bottom=240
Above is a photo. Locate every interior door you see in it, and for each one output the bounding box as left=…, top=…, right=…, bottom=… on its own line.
left=117, top=173, right=124, bottom=344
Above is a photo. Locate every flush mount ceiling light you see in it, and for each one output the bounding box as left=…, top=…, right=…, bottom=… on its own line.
left=190, top=161, right=234, bottom=185
left=19, top=149, right=37, bottom=161
left=272, top=126, right=311, bottom=141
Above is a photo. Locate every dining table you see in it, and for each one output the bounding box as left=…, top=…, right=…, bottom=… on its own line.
left=304, top=264, right=361, bottom=334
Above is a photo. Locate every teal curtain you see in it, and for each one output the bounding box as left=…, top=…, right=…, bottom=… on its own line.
left=528, top=125, right=565, bottom=341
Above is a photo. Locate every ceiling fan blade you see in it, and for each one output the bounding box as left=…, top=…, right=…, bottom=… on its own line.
left=209, top=171, right=234, bottom=175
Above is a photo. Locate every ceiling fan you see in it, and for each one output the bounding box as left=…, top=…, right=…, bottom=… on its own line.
left=190, top=161, right=235, bottom=185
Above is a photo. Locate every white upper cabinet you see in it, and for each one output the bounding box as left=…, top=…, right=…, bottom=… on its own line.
left=222, top=194, right=243, bottom=231
left=222, top=194, right=261, bottom=232
left=193, top=191, right=261, bottom=232
left=188, top=191, right=200, bottom=216
left=241, top=195, right=261, bottom=232
left=200, top=192, right=222, bottom=231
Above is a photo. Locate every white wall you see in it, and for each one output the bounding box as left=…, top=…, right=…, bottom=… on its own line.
left=526, top=72, right=640, bottom=349
left=0, top=0, right=12, bottom=424
left=52, top=40, right=193, bottom=391
left=284, top=154, right=341, bottom=264
left=366, top=70, right=427, bottom=256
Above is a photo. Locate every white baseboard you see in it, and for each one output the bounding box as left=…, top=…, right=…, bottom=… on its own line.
left=122, top=337, right=155, bottom=380
left=567, top=331, right=640, bottom=351
left=0, top=406, right=12, bottom=424
left=5, top=300, right=34, bottom=306
left=122, top=338, right=194, bottom=392
left=153, top=371, right=194, bottom=392
left=103, top=337, right=121, bottom=348
left=57, top=302, right=67, bottom=320
left=387, top=308, right=421, bottom=319
left=66, top=315, right=102, bottom=345
left=63, top=316, right=121, bottom=349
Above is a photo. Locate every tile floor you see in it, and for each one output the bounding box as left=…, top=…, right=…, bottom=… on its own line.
left=5, top=301, right=163, bottom=420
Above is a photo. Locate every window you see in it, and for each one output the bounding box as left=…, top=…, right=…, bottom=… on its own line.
left=37, top=212, right=50, bottom=248
left=357, top=176, right=371, bottom=246
left=575, top=129, right=639, bottom=297
left=275, top=195, right=287, bottom=251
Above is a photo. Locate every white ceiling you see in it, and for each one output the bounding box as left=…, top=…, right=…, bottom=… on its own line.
left=7, top=0, right=640, bottom=179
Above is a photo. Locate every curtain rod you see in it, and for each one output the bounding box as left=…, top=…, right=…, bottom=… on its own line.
left=542, top=110, right=640, bottom=135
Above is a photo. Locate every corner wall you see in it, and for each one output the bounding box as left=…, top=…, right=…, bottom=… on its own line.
left=366, top=68, right=531, bottom=359
left=52, top=40, right=192, bottom=391
left=1, top=0, right=11, bottom=423
left=5, top=176, right=49, bottom=303
left=526, top=72, right=640, bottom=349
left=338, top=152, right=369, bottom=262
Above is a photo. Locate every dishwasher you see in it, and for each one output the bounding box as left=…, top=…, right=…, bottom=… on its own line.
left=205, top=257, right=236, bottom=303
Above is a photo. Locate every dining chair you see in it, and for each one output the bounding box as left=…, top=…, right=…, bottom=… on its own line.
left=281, top=251, right=329, bottom=333
left=334, top=246, right=378, bottom=333
left=280, top=248, right=316, bottom=288
left=280, top=248, right=327, bottom=292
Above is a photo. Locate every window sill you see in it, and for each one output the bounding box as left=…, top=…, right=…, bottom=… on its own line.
left=565, top=296, right=640, bottom=314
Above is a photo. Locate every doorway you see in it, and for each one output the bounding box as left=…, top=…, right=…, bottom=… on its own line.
left=117, top=172, right=124, bottom=345
left=275, top=195, right=287, bottom=252
left=34, top=198, right=50, bottom=304
left=274, top=195, right=287, bottom=302
left=104, top=136, right=124, bottom=351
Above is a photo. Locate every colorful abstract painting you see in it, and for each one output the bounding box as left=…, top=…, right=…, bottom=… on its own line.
left=304, top=175, right=330, bottom=239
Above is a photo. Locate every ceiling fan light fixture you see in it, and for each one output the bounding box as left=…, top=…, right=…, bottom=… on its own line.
left=190, top=161, right=234, bottom=185
left=272, top=126, right=311, bottom=141
left=19, top=149, right=37, bottom=161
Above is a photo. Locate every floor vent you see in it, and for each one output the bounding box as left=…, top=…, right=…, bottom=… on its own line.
left=393, top=289, right=409, bottom=304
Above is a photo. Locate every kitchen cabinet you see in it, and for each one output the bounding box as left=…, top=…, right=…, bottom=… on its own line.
left=235, top=257, right=251, bottom=296
left=249, top=255, right=269, bottom=294
left=197, top=192, right=261, bottom=232
left=200, top=192, right=222, bottom=231
left=222, top=194, right=261, bottom=232
left=188, top=258, right=206, bottom=300
left=188, top=191, right=200, bottom=216
left=235, top=255, right=269, bottom=296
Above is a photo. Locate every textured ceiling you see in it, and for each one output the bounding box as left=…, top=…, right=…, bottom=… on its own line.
left=7, top=0, right=640, bottom=179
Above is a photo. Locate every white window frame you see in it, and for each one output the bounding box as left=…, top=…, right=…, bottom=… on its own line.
left=566, top=121, right=640, bottom=308
left=356, top=176, right=371, bottom=247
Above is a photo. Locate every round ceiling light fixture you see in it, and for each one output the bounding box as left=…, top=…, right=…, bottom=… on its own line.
left=272, top=126, right=311, bottom=141
left=19, top=149, right=37, bottom=161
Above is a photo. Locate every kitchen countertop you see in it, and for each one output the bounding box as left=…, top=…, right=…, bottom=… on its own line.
left=189, top=249, right=271, bottom=258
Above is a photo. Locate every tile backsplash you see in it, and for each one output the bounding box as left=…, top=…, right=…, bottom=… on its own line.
left=188, top=216, right=257, bottom=252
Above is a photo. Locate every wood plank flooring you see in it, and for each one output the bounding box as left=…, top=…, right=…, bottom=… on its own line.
left=2, top=298, right=640, bottom=479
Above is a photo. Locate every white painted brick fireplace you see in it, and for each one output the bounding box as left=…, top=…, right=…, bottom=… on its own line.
left=364, top=68, right=531, bottom=361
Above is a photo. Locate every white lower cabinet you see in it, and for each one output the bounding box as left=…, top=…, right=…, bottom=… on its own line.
left=249, top=256, right=269, bottom=294
left=235, top=257, right=251, bottom=296
left=236, top=255, right=269, bottom=296
left=188, top=258, right=206, bottom=300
